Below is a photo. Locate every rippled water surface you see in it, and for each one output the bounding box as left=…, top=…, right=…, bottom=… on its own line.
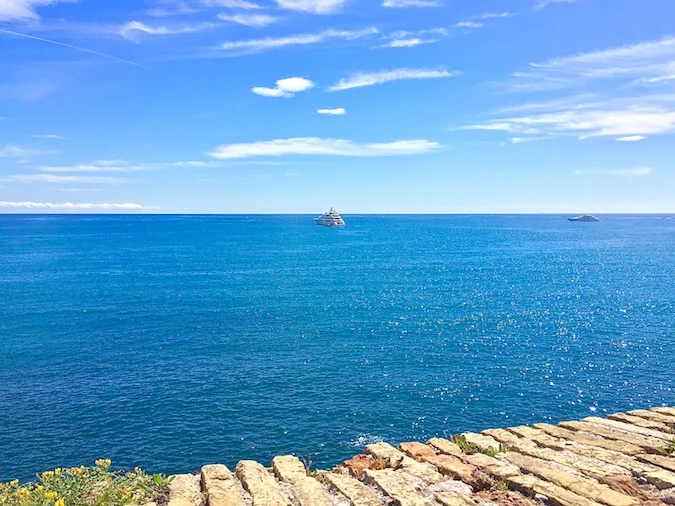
left=1, top=215, right=674, bottom=480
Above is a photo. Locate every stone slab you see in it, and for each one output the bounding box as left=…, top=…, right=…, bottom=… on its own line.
left=201, top=465, right=244, bottom=506
left=461, top=432, right=500, bottom=452
left=168, top=474, right=204, bottom=506
left=608, top=413, right=674, bottom=432
left=507, top=426, right=565, bottom=449
left=653, top=407, right=675, bottom=417
left=558, top=420, right=664, bottom=452
left=365, top=441, right=445, bottom=484
left=533, top=423, right=642, bottom=456
left=290, top=478, right=334, bottom=506
left=272, top=456, right=306, bottom=485
left=628, top=409, right=675, bottom=425
left=583, top=417, right=672, bottom=442
left=504, top=452, right=639, bottom=506
left=434, top=492, right=478, bottom=506
left=398, top=442, right=436, bottom=461
left=427, top=438, right=463, bottom=457
left=508, top=474, right=603, bottom=506
left=235, top=461, right=290, bottom=506
left=421, top=454, right=476, bottom=483
left=481, top=429, right=537, bottom=450
left=637, top=453, right=675, bottom=473
left=362, top=469, right=428, bottom=506
left=318, top=472, right=383, bottom=506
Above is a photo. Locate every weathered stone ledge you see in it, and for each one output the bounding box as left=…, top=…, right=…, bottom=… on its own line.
left=167, top=407, right=675, bottom=506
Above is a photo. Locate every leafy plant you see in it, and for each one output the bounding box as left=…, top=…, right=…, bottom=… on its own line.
left=661, top=439, right=675, bottom=456
left=299, top=455, right=317, bottom=478
left=451, top=435, right=478, bottom=455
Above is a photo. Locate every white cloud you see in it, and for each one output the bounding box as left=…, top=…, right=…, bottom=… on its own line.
left=208, top=137, right=439, bottom=159
left=503, top=36, right=675, bottom=93
left=472, top=12, right=513, bottom=19
left=381, top=27, right=447, bottom=48
left=274, top=0, right=347, bottom=14
left=202, top=0, right=264, bottom=7
left=0, top=144, right=44, bottom=158
left=0, top=0, right=74, bottom=21
left=32, top=134, right=66, bottom=139
left=535, top=0, right=577, bottom=9
left=119, top=20, right=217, bottom=40
left=612, top=167, right=653, bottom=177
left=382, top=0, right=441, bottom=8
left=454, top=21, right=483, bottom=29
left=317, top=107, right=345, bottom=115
left=219, top=27, right=378, bottom=54
left=0, top=201, right=145, bottom=209
left=328, top=68, right=459, bottom=91
left=39, top=160, right=145, bottom=172
left=1, top=174, right=124, bottom=184
left=616, top=135, right=647, bottom=142
left=252, top=77, right=315, bottom=98
left=217, top=13, right=277, bottom=27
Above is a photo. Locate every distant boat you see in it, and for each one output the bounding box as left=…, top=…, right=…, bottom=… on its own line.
left=315, top=208, right=345, bottom=227
left=568, top=215, right=600, bottom=222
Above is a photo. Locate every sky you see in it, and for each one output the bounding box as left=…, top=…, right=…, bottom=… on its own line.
left=1, top=0, right=674, bottom=214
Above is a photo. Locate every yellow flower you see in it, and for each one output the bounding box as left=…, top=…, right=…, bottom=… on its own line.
left=9, top=481, right=18, bottom=488
left=95, top=459, right=111, bottom=470
left=54, top=469, right=61, bottom=477
left=55, top=499, right=65, bottom=506
left=44, top=492, right=58, bottom=500
left=42, top=471, right=54, bottom=479
left=17, top=489, right=30, bottom=500
left=121, top=487, right=132, bottom=499
left=35, top=486, right=44, bottom=494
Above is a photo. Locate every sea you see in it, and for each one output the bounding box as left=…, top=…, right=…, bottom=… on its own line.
left=1, top=214, right=674, bottom=481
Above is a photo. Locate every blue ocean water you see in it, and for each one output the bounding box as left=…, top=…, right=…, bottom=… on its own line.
left=1, top=214, right=674, bottom=481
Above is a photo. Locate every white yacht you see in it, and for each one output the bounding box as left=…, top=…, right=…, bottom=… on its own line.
left=568, top=215, right=600, bottom=222
left=315, top=208, right=345, bottom=227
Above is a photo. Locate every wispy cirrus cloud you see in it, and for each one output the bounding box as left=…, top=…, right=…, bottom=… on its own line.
left=32, top=134, right=66, bottom=139
left=0, top=0, right=75, bottom=21
left=317, top=107, right=345, bottom=115
left=218, top=27, right=377, bottom=54
left=380, top=28, right=447, bottom=49
left=275, top=0, right=347, bottom=14
left=535, top=0, right=577, bottom=10
left=217, top=12, right=277, bottom=27
left=38, top=160, right=145, bottom=172
left=616, top=135, right=647, bottom=142
left=252, top=77, right=315, bottom=97
left=382, top=0, right=441, bottom=8
left=0, top=174, right=125, bottom=184
left=328, top=67, right=459, bottom=91
left=119, top=20, right=218, bottom=40
left=0, top=144, right=46, bottom=158
left=573, top=167, right=654, bottom=177
left=454, top=21, right=483, bottom=29
left=208, top=137, right=439, bottom=159
left=0, top=201, right=145, bottom=209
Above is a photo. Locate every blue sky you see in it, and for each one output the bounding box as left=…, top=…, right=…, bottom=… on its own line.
left=1, top=0, right=674, bottom=213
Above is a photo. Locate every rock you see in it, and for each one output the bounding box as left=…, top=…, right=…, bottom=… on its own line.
left=362, top=469, right=428, bottom=506
left=637, top=453, right=675, bottom=473
left=458, top=453, right=520, bottom=479
left=506, top=426, right=563, bottom=449
left=340, top=454, right=380, bottom=478
left=461, top=433, right=501, bottom=453
left=434, top=492, right=478, bottom=506
left=421, top=454, right=476, bottom=483
left=290, top=478, right=334, bottom=506
left=201, top=465, right=244, bottom=506
left=168, top=474, right=204, bottom=506
left=653, top=407, right=675, bottom=417
left=317, top=472, right=384, bottom=506
left=532, top=423, right=642, bottom=456
left=235, top=461, right=290, bottom=506
left=628, top=409, right=675, bottom=425
left=558, top=421, right=663, bottom=452
left=583, top=417, right=672, bottom=442
left=481, top=429, right=537, bottom=450
left=504, top=452, right=639, bottom=506
left=428, top=438, right=463, bottom=457
left=608, top=413, right=674, bottom=432
left=272, top=456, right=306, bottom=485
left=399, top=442, right=436, bottom=461
left=508, top=474, right=602, bottom=506
left=365, top=442, right=445, bottom=484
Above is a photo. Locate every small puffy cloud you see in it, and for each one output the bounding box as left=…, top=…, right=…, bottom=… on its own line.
left=318, top=107, right=346, bottom=115
left=612, top=167, right=653, bottom=177
left=0, top=201, right=145, bottom=210
left=208, top=137, right=439, bottom=159
left=252, top=77, right=315, bottom=98
left=382, top=0, right=441, bottom=7
left=0, top=144, right=44, bottom=158
left=217, top=13, right=278, bottom=27
left=328, top=68, right=459, bottom=91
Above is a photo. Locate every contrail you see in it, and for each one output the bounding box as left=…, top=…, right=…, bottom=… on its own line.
left=0, top=28, right=144, bottom=67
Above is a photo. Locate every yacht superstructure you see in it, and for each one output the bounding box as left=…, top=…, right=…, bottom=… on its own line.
left=315, top=208, right=345, bottom=227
